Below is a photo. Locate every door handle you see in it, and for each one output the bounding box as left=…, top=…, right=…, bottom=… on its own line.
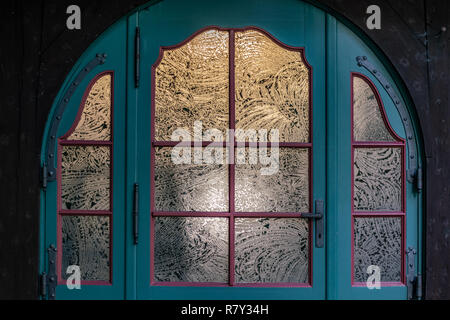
left=302, top=200, right=325, bottom=248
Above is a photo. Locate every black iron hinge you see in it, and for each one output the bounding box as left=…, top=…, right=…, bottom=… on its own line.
left=40, top=164, right=48, bottom=189
left=406, top=246, right=423, bottom=300
left=135, top=26, right=140, bottom=88
left=40, top=245, right=57, bottom=300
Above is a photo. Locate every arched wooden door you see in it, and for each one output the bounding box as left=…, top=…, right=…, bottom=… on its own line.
left=40, top=0, right=423, bottom=300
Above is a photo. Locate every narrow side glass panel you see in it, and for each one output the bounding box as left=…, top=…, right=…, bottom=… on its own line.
left=61, top=145, right=111, bottom=211
left=354, top=147, right=402, bottom=211
left=353, top=217, right=402, bottom=282
left=61, top=215, right=110, bottom=281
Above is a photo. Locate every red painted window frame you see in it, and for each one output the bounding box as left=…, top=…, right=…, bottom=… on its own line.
left=57, top=71, right=114, bottom=286
left=150, top=26, right=314, bottom=287
left=350, top=72, right=406, bottom=287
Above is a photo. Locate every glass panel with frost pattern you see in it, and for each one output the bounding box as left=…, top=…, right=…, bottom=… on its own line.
left=354, top=217, right=402, bottom=282
left=353, top=76, right=395, bottom=142
left=235, top=148, right=309, bottom=212
left=62, top=215, right=110, bottom=281
left=154, top=217, right=228, bottom=283
left=235, top=218, right=309, bottom=283
left=61, top=145, right=110, bottom=210
left=235, top=29, right=310, bottom=142
left=155, top=29, right=229, bottom=141
left=354, top=147, right=402, bottom=211
left=67, top=73, right=112, bottom=141
left=154, top=147, right=228, bottom=212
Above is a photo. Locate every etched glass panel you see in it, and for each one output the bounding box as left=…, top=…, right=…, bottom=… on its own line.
left=353, top=76, right=395, bottom=142
left=235, top=218, right=309, bottom=283
left=354, top=217, right=402, bottom=282
left=154, top=217, right=228, bottom=282
left=61, top=146, right=110, bottom=210
left=235, top=148, right=309, bottom=212
left=354, top=147, right=402, bottom=211
left=235, top=29, right=310, bottom=142
left=155, top=29, right=229, bottom=141
left=67, top=74, right=112, bottom=141
left=154, top=147, right=228, bottom=211
left=61, top=215, right=110, bottom=281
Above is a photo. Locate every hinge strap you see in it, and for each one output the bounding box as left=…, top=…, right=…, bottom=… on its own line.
left=135, top=27, right=140, bottom=88
left=356, top=56, right=419, bottom=185
left=406, top=246, right=418, bottom=300
left=40, top=245, right=57, bottom=300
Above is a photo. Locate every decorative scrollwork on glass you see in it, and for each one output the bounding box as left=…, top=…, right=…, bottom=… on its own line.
left=61, top=215, right=110, bottom=281
left=235, top=29, right=310, bottom=142
left=354, top=147, right=402, bottom=211
left=61, top=145, right=111, bottom=210
left=154, top=29, right=229, bottom=141
left=354, top=217, right=402, bottom=282
left=154, top=217, right=229, bottom=282
left=235, top=217, right=309, bottom=283
left=67, top=73, right=112, bottom=141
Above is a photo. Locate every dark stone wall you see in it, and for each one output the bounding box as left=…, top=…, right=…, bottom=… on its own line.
left=0, top=0, right=448, bottom=299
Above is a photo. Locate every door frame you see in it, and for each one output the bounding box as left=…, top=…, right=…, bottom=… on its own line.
left=39, top=0, right=424, bottom=300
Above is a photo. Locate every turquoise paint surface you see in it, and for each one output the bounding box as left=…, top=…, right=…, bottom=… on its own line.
left=39, top=0, right=422, bottom=300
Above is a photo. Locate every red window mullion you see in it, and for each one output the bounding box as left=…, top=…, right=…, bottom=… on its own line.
left=228, top=29, right=236, bottom=287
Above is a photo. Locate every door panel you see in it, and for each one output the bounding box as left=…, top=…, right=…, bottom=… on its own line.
left=326, top=15, right=420, bottom=299
left=133, top=0, right=326, bottom=299
left=40, top=0, right=423, bottom=301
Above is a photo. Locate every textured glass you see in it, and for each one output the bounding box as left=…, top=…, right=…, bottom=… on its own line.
left=353, top=76, right=394, bottom=142
left=235, top=30, right=310, bottom=142
left=235, top=148, right=309, bottom=212
left=68, top=74, right=112, bottom=141
left=155, top=29, right=229, bottom=141
left=61, top=146, right=110, bottom=210
left=235, top=218, right=309, bottom=283
left=354, top=148, right=402, bottom=211
left=154, top=217, right=228, bottom=282
left=354, top=217, right=402, bottom=282
left=154, top=147, right=228, bottom=211
left=62, top=215, right=110, bottom=281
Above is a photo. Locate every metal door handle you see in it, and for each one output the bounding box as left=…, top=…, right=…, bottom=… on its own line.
left=302, top=200, right=325, bottom=248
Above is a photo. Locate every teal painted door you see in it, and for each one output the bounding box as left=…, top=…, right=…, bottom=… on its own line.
left=131, top=0, right=326, bottom=299
left=41, top=0, right=422, bottom=300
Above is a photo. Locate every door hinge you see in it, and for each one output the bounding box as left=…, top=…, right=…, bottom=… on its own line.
left=135, top=26, right=140, bottom=88
left=40, top=164, right=48, bottom=189
left=40, top=245, right=57, bottom=300
left=133, top=183, right=139, bottom=245
left=406, top=246, right=422, bottom=300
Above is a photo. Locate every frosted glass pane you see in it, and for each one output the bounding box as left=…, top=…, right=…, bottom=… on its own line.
left=154, top=217, right=228, bottom=282
left=235, top=218, right=309, bottom=283
left=353, top=76, right=395, bottom=142
left=354, top=147, right=402, bottom=211
left=354, top=217, right=402, bottom=282
left=61, top=145, right=110, bottom=210
left=62, top=215, right=110, bottom=281
left=154, top=147, right=228, bottom=211
left=235, top=29, right=310, bottom=142
left=155, top=29, right=229, bottom=141
left=67, top=74, right=112, bottom=141
left=235, top=148, right=309, bottom=212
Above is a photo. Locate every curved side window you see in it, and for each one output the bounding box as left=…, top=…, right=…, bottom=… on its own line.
left=351, top=73, right=406, bottom=285
left=57, top=72, right=114, bottom=284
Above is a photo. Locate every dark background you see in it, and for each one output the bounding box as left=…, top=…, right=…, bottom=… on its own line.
left=0, top=0, right=448, bottom=299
